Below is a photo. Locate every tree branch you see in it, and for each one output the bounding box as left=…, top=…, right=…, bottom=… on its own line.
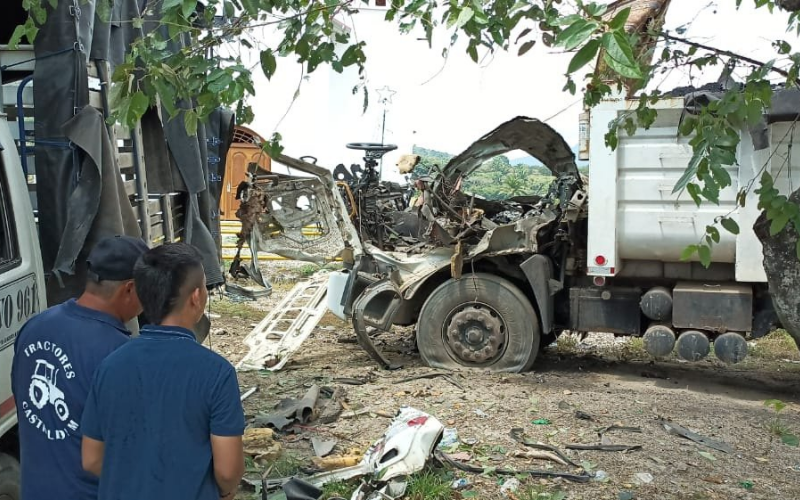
left=659, top=32, right=799, bottom=85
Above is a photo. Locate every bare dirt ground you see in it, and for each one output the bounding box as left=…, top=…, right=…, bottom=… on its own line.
left=209, top=266, right=800, bottom=500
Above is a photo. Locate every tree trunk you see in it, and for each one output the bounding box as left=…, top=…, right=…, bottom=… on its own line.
left=754, top=189, right=800, bottom=350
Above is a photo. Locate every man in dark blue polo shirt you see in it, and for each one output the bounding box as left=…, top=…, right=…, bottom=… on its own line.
left=11, top=235, right=149, bottom=500
left=81, top=242, right=245, bottom=500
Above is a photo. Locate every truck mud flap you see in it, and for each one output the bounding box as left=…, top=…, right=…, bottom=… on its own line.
left=352, top=279, right=404, bottom=370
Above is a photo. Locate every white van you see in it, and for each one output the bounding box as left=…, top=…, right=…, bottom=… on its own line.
left=0, top=115, right=47, bottom=496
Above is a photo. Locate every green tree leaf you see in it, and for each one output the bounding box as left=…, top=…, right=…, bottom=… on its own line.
left=608, top=7, right=631, bottom=31
left=457, top=7, right=474, bottom=28
left=260, top=50, right=277, bottom=80
left=721, top=218, right=740, bottom=235
left=7, top=25, right=28, bottom=49
left=467, top=42, right=478, bottom=62
left=586, top=3, right=608, bottom=18
left=687, top=183, right=702, bottom=206
left=698, top=245, right=712, bottom=268
left=602, top=31, right=643, bottom=79
left=184, top=109, right=198, bottom=136
left=680, top=245, right=698, bottom=261
left=603, top=52, right=643, bottom=79
left=673, top=152, right=703, bottom=193
left=568, top=38, right=600, bottom=73
left=341, top=45, right=358, bottom=67
left=128, top=91, right=150, bottom=125
left=518, top=40, right=536, bottom=56
left=770, top=212, right=790, bottom=235
left=558, top=20, right=599, bottom=51
left=182, top=0, right=197, bottom=19
left=706, top=225, right=720, bottom=243
left=153, top=80, right=177, bottom=118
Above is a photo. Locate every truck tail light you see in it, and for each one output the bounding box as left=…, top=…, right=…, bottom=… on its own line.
left=595, top=255, right=607, bottom=266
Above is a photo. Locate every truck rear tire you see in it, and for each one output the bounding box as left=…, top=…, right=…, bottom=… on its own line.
left=0, top=453, right=20, bottom=500
left=416, top=273, right=540, bottom=373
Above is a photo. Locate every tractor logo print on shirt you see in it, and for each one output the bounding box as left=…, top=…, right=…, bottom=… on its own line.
left=29, top=360, right=69, bottom=422
left=19, top=340, right=79, bottom=440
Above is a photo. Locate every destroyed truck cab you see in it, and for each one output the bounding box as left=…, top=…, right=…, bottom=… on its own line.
left=241, top=93, right=796, bottom=373
left=238, top=118, right=585, bottom=372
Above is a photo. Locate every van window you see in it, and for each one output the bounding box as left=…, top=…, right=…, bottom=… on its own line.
left=0, top=161, right=20, bottom=269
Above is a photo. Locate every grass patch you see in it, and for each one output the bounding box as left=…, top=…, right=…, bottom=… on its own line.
left=299, top=264, right=320, bottom=277
left=749, top=329, right=799, bottom=361
left=321, top=480, right=357, bottom=500
left=208, top=296, right=264, bottom=322
left=518, top=485, right=567, bottom=500
left=406, top=469, right=454, bottom=500
left=268, top=266, right=312, bottom=285
left=767, top=418, right=792, bottom=439
left=264, top=452, right=305, bottom=479
left=764, top=399, right=799, bottom=446
left=616, top=336, right=647, bottom=360
left=553, top=333, right=579, bottom=355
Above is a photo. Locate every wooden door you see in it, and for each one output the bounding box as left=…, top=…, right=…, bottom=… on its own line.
left=221, top=144, right=271, bottom=220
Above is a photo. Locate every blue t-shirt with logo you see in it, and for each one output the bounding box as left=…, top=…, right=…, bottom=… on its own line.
left=11, top=299, right=130, bottom=500
left=81, top=325, right=245, bottom=500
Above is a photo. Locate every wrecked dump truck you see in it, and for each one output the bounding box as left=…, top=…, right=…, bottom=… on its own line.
left=236, top=87, right=800, bottom=373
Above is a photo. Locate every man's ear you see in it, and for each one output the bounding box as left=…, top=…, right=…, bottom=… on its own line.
left=190, top=287, right=202, bottom=309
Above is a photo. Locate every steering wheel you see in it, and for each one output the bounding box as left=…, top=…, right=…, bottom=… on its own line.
left=346, top=143, right=398, bottom=156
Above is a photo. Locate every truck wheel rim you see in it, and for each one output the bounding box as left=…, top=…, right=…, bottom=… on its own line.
left=443, top=303, right=507, bottom=365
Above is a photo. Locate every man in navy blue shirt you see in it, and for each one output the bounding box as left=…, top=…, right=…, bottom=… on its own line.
left=81, top=242, right=245, bottom=500
left=11, top=235, right=149, bottom=500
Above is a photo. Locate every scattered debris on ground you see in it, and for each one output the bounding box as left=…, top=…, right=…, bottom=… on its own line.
left=206, top=269, right=800, bottom=500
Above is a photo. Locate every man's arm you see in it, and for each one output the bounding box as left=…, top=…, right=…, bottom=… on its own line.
left=210, top=435, right=244, bottom=499
left=209, top=364, right=246, bottom=499
left=81, top=369, right=105, bottom=477
left=82, top=436, right=105, bottom=477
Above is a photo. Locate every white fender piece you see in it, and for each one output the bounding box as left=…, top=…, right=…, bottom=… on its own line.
left=368, top=407, right=445, bottom=481
left=307, top=407, right=444, bottom=488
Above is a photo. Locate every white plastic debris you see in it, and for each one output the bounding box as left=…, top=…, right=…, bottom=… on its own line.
left=500, top=477, right=520, bottom=496
left=634, top=472, right=654, bottom=485
left=438, top=428, right=459, bottom=449
left=593, top=470, right=610, bottom=482
left=306, top=406, right=444, bottom=488
left=451, top=478, right=470, bottom=490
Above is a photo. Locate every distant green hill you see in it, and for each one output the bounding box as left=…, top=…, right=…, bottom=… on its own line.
left=410, top=146, right=556, bottom=201
left=412, top=145, right=588, bottom=172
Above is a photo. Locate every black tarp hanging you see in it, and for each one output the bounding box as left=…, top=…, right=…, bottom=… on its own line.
left=132, top=2, right=231, bottom=288
left=33, top=0, right=141, bottom=304
left=205, top=108, right=236, bottom=252
left=29, top=0, right=233, bottom=300
left=138, top=100, right=226, bottom=289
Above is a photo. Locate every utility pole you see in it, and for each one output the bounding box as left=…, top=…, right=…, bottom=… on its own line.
left=376, top=85, right=396, bottom=178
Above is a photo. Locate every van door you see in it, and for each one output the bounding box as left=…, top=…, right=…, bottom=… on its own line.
left=0, top=119, right=46, bottom=438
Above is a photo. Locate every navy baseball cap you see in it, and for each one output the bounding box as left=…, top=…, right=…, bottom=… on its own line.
left=86, top=235, right=149, bottom=281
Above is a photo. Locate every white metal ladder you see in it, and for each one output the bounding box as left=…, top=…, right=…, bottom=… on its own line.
left=236, top=272, right=330, bottom=371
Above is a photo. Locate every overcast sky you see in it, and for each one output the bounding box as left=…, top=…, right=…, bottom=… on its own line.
left=244, top=1, right=796, bottom=178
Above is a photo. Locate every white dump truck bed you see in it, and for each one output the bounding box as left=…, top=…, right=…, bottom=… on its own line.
left=586, top=95, right=800, bottom=282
